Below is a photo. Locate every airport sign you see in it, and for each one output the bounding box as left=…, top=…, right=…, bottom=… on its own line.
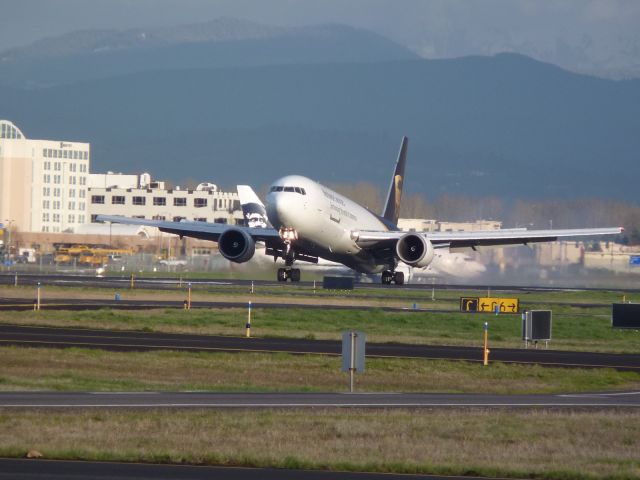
left=460, top=297, right=519, bottom=313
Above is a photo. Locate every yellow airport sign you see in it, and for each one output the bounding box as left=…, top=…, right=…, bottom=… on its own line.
left=460, top=296, right=519, bottom=313
left=460, top=297, right=479, bottom=312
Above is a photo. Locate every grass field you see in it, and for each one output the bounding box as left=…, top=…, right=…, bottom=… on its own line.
left=1, top=302, right=638, bottom=353
left=1, top=408, right=639, bottom=479
left=1, top=346, right=639, bottom=393
left=1, top=283, right=639, bottom=479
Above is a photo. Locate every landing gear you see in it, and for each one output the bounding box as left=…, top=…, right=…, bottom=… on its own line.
left=277, top=267, right=301, bottom=282
left=276, top=227, right=301, bottom=283
left=381, top=270, right=404, bottom=285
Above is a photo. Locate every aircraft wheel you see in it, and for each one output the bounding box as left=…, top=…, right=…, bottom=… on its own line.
left=277, top=268, right=288, bottom=282
left=381, top=270, right=392, bottom=285
left=394, top=271, right=405, bottom=285
left=290, top=268, right=301, bottom=282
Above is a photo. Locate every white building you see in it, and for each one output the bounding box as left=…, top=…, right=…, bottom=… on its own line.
left=88, top=173, right=243, bottom=225
left=0, top=120, right=90, bottom=233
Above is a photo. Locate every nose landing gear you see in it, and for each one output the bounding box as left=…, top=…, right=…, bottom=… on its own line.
left=276, top=227, right=301, bottom=282
left=381, top=270, right=404, bottom=285
left=277, top=267, right=301, bottom=282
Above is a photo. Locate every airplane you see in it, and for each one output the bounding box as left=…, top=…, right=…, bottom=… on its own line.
left=97, top=137, right=622, bottom=285
left=236, top=184, right=486, bottom=281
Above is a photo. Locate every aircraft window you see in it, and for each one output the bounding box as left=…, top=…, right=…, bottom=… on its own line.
left=284, top=186, right=295, bottom=192
left=300, top=188, right=306, bottom=195
left=294, top=187, right=301, bottom=194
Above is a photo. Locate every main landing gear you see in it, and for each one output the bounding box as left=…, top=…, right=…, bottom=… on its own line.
left=381, top=270, right=404, bottom=285
left=277, top=267, right=301, bottom=282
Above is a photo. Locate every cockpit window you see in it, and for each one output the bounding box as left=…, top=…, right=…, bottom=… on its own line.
left=270, top=186, right=306, bottom=194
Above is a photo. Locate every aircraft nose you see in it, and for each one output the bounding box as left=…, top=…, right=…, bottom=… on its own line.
left=267, top=192, right=289, bottom=227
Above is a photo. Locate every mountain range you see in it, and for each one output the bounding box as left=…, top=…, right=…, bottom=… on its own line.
left=1, top=19, right=638, bottom=203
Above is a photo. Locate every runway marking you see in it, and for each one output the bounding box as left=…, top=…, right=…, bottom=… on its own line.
left=560, top=391, right=640, bottom=397
left=1, top=403, right=639, bottom=408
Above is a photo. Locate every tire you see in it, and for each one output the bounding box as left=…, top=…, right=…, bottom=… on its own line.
left=291, top=269, right=301, bottom=282
left=277, top=268, right=287, bottom=282
left=394, top=271, right=405, bottom=285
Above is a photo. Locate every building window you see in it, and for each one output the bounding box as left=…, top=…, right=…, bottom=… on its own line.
left=194, top=217, right=207, bottom=222
left=80, top=164, right=87, bottom=173
left=152, top=215, right=166, bottom=221
left=132, top=196, right=146, bottom=206
left=194, top=198, right=207, bottom=208
left=53, top=188, right=61, bottom=197
left=68, top=214, right=75, bottom=223
left=91, top=215, right=99, bottom=223
left=79, top=202, right=85, bottom=211
left=42, top=187, right=50, bottom=196
left=69, top=176, right=76, bottom=184
left=53, top=213, right=60, bottom=222
left=69, top=189, right=75, bottom=198
left=54, top=175, right=61, bottom=184
left=53, top=200, right=61, bottom=209
left=68, top=201, right=75, bottom=210
left=79, top=215, right=85, bottom=223
left=91, top=195, right=105, bottom=204
left=54, top=162, right=61, bottom=171
left=153, top=197, right=166, bottom=206
left=42, top=201, right=50, bottom=209
left=79, top=177, right=86, bottom=185
left=174, top=197, right=187, bottom=207
left=173, top=216, right=185, bottom=222
left=44, top=161, right=51, bottom=170
left=43, top=174, right=50, bottom=183
left=112, top=196, right=125, bottom=205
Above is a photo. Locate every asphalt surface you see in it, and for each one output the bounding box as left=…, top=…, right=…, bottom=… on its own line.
left=1, top=391, right=639, bottom=408
left=1, top=324, right=639, bottom=371
left=0, top=459, right=499, bottom=480
left=3, top=272, right=640, bottom=293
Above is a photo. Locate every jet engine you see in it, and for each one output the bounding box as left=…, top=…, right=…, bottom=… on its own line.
left=218, top=228, right=256, bottom=263
left=396, top=233, right=435, bottom=267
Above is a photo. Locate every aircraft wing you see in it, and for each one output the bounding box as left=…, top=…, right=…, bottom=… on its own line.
left=354, top=227, right=623, bottom=250
left=96, top=215, right=282, bottom=243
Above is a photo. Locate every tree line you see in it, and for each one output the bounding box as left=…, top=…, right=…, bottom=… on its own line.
left=329, top=182, right=640, bottom=245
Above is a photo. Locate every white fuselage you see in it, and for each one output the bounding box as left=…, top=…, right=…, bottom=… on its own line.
left=266, top=175, right=392, bottom=273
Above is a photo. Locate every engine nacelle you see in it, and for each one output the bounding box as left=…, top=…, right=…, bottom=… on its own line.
left=218, top=228, right=256, bottom=263
left=396, top=233, right=435, bottom=268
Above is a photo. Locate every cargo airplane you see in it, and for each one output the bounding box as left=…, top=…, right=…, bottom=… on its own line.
left=98, top=137, right=622, bottom=285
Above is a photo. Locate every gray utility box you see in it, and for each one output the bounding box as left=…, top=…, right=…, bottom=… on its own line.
left=522, top=310, right=552, bottom=344
left=612, top=303, right=640, bottom=329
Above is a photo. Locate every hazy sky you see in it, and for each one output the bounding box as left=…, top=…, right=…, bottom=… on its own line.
left=2, top=0, right=640, bottom=77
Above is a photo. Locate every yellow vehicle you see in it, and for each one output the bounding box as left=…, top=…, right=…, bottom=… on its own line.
left=55, top=244, right=134, bottom=266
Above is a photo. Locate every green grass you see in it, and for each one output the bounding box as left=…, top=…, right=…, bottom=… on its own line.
left=2, top=303, right=639, bottom=353
left=1, top=346, right=639, bottom=394
left=1, top=408, right=639, bottom=479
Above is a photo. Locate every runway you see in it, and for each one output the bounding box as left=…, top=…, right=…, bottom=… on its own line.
left=1, top=324, right=639, bottom=371
left=1, top=390, right=639, bottom=408
left=2, top=272, right=639, bottom=294
left=0, top=458, right=498, bottom=480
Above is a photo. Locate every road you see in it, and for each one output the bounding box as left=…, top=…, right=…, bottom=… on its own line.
left=2, top=324, right=639, bottom=371
left=0, top=459, right=502, bottom=480
left=1, top=391, right=639, bottom=408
